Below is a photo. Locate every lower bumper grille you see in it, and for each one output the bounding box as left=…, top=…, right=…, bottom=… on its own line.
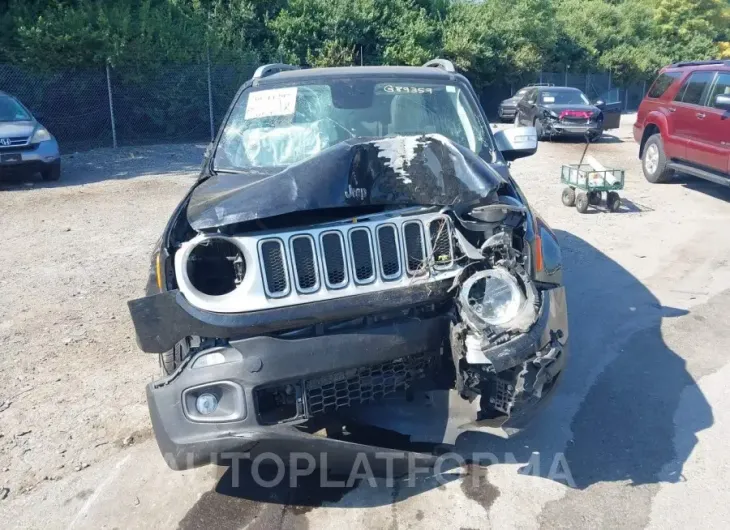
left=304, top=353, right=434, bottom=417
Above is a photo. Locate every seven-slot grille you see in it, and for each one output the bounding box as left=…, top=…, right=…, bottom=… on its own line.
left=258, top=217, right=453, bottom=297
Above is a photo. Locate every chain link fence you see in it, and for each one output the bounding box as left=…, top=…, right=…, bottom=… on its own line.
left=0, top=61, right=256, bottom=152
left=1, top=62, right=649, bottom=153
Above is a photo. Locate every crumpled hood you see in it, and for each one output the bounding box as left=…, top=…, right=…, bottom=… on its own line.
left=187, top=134, right=505, bottom=230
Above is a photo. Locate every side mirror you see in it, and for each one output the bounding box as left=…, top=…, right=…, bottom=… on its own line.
left=494, top=127, right=538, bottom=162
left=594, top=99, right=606, bottom=109
left=715, top=94, right=730, bottom=111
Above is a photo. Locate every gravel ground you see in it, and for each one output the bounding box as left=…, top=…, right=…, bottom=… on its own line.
left=3, top=119, right=730, bottom=529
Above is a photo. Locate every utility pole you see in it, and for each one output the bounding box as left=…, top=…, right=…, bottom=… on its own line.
left=105, top=62, right=117, bottom=149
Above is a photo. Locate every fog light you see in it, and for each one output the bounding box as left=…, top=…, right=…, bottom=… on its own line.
left=195, top=393, right=218, bottom=415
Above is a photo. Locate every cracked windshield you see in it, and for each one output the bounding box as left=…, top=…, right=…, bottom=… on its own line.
left=214, top=80, right=492, bottom=169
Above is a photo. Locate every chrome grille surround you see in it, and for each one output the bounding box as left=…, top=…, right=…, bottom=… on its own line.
left=320, top=231, right=349, bottom=289
left=289, top=234, right=319, bottom=294
left=376, top=224, right=402, bottom=280
left=348, top=227, right=376, bottom=285
left=402, top=220, right=427, bottom=275
left=0, top=136, right=30, bottom=149
left=176, top=209, right=461, bottom=313
left=258, top=238, right=290, bottom=298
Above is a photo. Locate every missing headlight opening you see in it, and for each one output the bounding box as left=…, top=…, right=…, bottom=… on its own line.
left=186, top=237, right=245, bottom=296
left=127, top=67, right=568, bottom=471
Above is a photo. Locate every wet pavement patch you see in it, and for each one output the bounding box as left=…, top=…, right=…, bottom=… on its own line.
left=460, top=464, right=500, bottom=511
left=177, top=462, right=355, bottom=530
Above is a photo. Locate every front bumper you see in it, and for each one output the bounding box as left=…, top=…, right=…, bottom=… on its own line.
left=498, top=106, right=517, bottom=118
left=0, top=140, right=60, bottom=176
left=139, top=285, right=568, bottom=470
left=544, top=121, right=601, bottom=137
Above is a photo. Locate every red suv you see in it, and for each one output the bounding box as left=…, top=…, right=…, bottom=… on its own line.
left=634, top=60, right=730, bottom=185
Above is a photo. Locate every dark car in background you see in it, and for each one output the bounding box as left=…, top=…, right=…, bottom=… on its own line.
left=634, top=60, right=730, bottom=185
left=497, top=83, right=554, bottom=122
left=0, top=91, right=60, bottom=181
left=515, top=86, right=622, bottom=140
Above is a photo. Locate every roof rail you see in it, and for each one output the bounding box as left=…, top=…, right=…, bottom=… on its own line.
left=527, top=83, right=554, bottom=87
left=423, top=59, right=456, bottom=73
left=252, top=63, right=300, bottom=79
left=670, top=59, right=730, bottom=68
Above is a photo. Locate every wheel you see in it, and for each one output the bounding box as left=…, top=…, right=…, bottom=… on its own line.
left=575, top=192, right=589, bottom=213
left=588, top=191, right=602, bottom=205
left=41, top=160, right=61, bottom=181
left=607, top=191, right=621, bottom=212
left=642, top=134, right=673, bottom=183
left=561, top=187, right=576, bottom=206
left=534, top=118, right=545, bottom=140
left=160, top=337, right=191, bottom=376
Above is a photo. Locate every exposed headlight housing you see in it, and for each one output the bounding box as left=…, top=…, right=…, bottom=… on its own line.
left=460, top=268, right=526, bottom=327
left=31, top=126, right=52, bottom=143
left=186, top=237, right=246, bottom=296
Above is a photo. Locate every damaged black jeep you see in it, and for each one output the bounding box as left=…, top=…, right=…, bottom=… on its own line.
left=127, top=59, right=569, bottom=470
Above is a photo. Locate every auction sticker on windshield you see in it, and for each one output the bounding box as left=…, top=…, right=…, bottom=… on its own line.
left=380, top=85, right=434, bottom=94
left=245, top=87, right=298, bottom=119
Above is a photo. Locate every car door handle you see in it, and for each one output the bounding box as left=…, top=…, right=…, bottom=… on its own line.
left=696, top=112, right=706, bottom=119
left=668, top=107, right=676, bottom=112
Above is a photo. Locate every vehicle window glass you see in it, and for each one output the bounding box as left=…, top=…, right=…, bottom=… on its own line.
left=647, top=72, right=681, bottom=98
left=675, top=72, right=714, bottom=105
left=215, top=80, right=494, bottom=169
left=0, top=96, right=32, bottom=122
left=539, top=90, right=589, bottom=105
left=708, top=73, right=730, bottom=109
left=515, top=88, right=528, bottom=98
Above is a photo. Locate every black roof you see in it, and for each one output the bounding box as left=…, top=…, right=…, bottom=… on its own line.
left=256, top=65, right=457, bottom=85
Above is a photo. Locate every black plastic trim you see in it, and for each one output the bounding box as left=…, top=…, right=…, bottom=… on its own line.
left=128, top=279, right=456, bottom=353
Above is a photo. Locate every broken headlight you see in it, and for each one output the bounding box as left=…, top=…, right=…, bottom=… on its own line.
left=460, top=268, right=526, bottom=327
left=186, top=237, right=246, bottom=296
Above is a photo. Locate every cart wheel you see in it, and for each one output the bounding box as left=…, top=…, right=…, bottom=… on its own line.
left=588, top=191, right=602, bottom=205
left=607, top=191, right=621, bottom=212
left=575, top=192, right=589, bottom=213
left=562, top=187, right=576, bottom=207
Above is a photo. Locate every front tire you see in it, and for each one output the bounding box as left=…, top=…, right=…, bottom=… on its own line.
left=534, top=118, right=545, bottom=140
left=642, top=134, right=673, bottom=183
left=607, top=191, right=621, bottom=212
left=160, top=337, right=191, bottom=376
left=41, top=160, right=61, bottom=181
left=575, top=192, right=589, bottom=213
left=562, top=187, right=576, bottom=206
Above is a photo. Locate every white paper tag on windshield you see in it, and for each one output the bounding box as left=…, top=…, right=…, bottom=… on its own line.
left=245, top=87, right=298, bottom=120
left=543, top=96, right=555, bottom=103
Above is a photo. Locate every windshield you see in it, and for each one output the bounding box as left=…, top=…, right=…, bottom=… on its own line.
left=0, top=96, right=32, bottom=122
left=214, top=78, right=493, bottom=170
left=539, top=90, right=590, bottom=105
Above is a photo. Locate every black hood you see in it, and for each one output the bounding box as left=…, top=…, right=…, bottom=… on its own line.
left=187, top=135, right=505, bottom=230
